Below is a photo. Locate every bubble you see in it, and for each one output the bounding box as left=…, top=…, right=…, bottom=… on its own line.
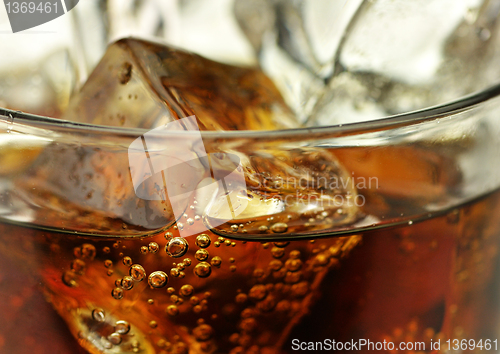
left=129, top=264, right=146, bottom=281
left=112, top=287, right=124, bottom=300
left=269, top=259, right=283, bottom=271
left=104, top=260, right=113, bottom=268
left=170, top=268, right=180, bottom=277
left=210, top=256, right=222, bottom=267
left=230, top=265, right=237, bottom=272
left=108, top=333, right=122, bottom=345
left=180, top=284, right=194, bottom=297
left=274, top=241, right=289, bottom=248
left=123, top=256, right=133, bottom=266
left=195, top=249, right=209, bottom=261
left=166, top=305, right=179, bottom=316
left=225, top=240, right=232, bottom=246
left=258, top=225, right=268, bottom=233
left=190, top=296, right=200, bottom=305
left=187, top=218, right=194, bottom=225
left=148, top=271, right=168, bottom=288
left=235, top=293, right=248, bottom=304
left=291, top=281, right=309, bottom=297
left=289, top=250, right=301, bottom=259
left=74, top=246, right=82, bottom=258
left=164, top=232, right=173, bottom=240
left=115, top=320, right=131, bottom=334
left=103, top=246, right=111, bottom=253
left=194, top=262, right=212, bottom=278
left=140, top=246, right=148, bottom=254
left=271, top=247, right=285, bottom=259
left=195, top=234, right=211, bottom=248
left=166, top=237, right=189, bottom=258
left=148, top=242, right=160, bottom=253
left=177, top=263, right=186, bottom=271
left=285, top=258, right=303, bottom=272
left=71, top=259, right=86, bottom=275
left=284, top=271, right=302, bottom=284
left=214, top=241, right=220, bottom=248
left=239, top=318, right=257, bottom=333
left=148, top=299, right=154, bottom=305
left=248, top=284, right=267, bottom=301
left=183, top=258, right=192, bottom=266
left=231, top=225, right=239, bottom=232
left=271, top=223, right=288, bottom=233
left=149, top=320, right=158, bottom=328
left=92, top=308, right=105, bottom=322
left=121, top=276, right=134, bottom=290
left=193, top=324, right=214, bottom=342
left=107, top=270, right=114, bottom=276
left=81, top=244, right=96, bottom=260
left=62, top=270, right=78, bottom=287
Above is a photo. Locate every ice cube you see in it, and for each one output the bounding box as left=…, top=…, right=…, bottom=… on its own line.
left=63, top=38, right=298, bottom=130
left=11, top=38, right=300, bottom=235
left=309, top=0, right=500, bottom=126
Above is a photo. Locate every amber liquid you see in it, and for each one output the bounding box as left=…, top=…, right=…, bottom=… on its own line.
left=1, top=186, right=500, bottom=354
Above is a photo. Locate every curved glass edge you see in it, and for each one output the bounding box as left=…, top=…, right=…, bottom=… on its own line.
left=1, top=81, right=500, bottom=140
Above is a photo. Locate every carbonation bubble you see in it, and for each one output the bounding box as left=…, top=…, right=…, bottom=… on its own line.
left=193, top=324, right=214, bottom=342
left=167, top=287, right=175, bottom=294
left=140, top=246, right=148, bottom=254
left=92, top=308, right=105, bottom=322
left=121, top=276, right=134, bottom=290
left=271, top=223, right=288, bottom=233
left=115, top=320, right=131, bottom=334
left=230, top=265, right=237, bottom=272
left=123, top=256, right=133, bottom=266
left=194, top=262, right=212, bottom=278
left=149, top=320, right=158, bottom=328
left=166, top=305, right=179, bottom=316
left=164, top=232, right=173, bottom=240
left=81, top=244, right=96, bottom=260
left=248, top=285, right=267, bottom=301
left=148, top=271, right=168, bottom=288
left=148, top=242, right=160, bottom=253
left=183, top=258, right=192, bottom=266
left=108, top=333, right=122, bottom=345
left=180, top=284, right=194, bottom=297
left=210, top=256, right=222, bottom=267
left=62, top=270, right=77, bottom=287
left=104, top=260, right=113, bottom=268
left=195, top=249, right=209, bottom=261
left=190, top=296, right=200, bottom=305
left=231, top=225, right=239, bottom=232
left=271, top=247, right=285, bottom=259
left=289, top=250, right=301, bottom=259
left=166, top=237, right=189, bottom=258
left=103, top=247, right=110, bottom=253
left=170, top=268, right=180, bottom=277
left=274, top=242, right=289, bottom=248
left=235, top=293, right=248, bottom=304
left=285, top=258, right=303, bottom=272
left=195, top=234, right=211, bottom=248
left=129, top=264, right=146, bottom=281
left=71, top=259, right=86, bottom=275
left=112, top=288, right=124, bottom=300
left=187, top=218, right=194, bottom=225
left=258, top=225, right=268, bottom=233
left=269, top=259, right=283, bottom=271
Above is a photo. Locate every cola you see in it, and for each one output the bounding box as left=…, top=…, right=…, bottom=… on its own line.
left=1, top=38, right=500, bottom=354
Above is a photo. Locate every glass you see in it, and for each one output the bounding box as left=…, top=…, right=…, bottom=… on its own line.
left=2, top=1, right=500, bottom=354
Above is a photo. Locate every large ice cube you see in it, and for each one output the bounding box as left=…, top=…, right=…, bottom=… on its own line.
left=63, top=38, right=298, bottom=130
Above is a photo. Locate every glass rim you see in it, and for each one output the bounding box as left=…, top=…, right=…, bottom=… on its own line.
left=3, top=81, right=500, bottom=139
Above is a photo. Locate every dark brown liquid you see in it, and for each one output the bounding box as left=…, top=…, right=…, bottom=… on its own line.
left=1, top=187, right=500, bottom=354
